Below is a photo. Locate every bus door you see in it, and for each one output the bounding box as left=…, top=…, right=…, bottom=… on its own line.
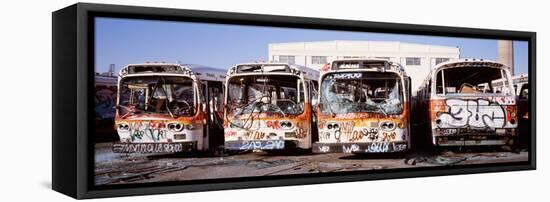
left=204, top=80, right=225, bottom=152
left=309, top=80, right=319, bottom=142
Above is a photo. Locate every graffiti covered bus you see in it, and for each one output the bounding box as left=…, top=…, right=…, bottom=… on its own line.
left=313, top=59, right=411, bottom=153
left=95, top=75, right=118, bottom=142
left=416, top=59, right=518, bottom=147
left=223, top=63, right=319, bottom=151
left=113, top=63, right=215, bottom=153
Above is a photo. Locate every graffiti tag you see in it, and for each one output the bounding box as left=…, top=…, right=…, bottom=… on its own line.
left=239, top=140, right=284, bottom=150
left=366, top=142, right=390, bottom=153
left=382, top=132, right=396, bottom=141
left=342, top=144, right=360, bottom=153
left=246, top=131, right=266, bottom=140
left=437, top=99, right=506, bottom=128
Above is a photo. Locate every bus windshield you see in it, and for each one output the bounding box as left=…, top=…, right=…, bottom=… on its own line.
left=320, top=72, right=403, bottom=115
left=435, top=66, right=513, bottom=96
left=227, top=75, right=305, bottom=117
left=118, top=76, right=196, bottom=117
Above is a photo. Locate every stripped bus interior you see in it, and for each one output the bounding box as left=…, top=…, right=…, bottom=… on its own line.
left=416, top=59, right=518, bottom=147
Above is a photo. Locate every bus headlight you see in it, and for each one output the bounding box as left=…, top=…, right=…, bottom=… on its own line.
left=168, top=123, right=184, bottom=132
left=326, top=122, right=339, bottom=130
left=380, top=121, right=396, bottom=131
left=279, top=121, right=294, bottom=129
left=118, top=123, right=130, bottom=131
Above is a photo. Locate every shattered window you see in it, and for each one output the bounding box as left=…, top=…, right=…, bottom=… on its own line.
left=227, top=75, right=305, bottom=116
left=118, top=76, right=196, bottom=117
left=319, top=72, right=403, bottom=115
left=435, top=66, right=513, bottom=96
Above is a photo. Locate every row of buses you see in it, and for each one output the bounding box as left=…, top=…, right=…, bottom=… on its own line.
left=111, top=58, right=523, bottom=154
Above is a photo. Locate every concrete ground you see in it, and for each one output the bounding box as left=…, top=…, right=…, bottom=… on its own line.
left=94, top=142, right=528, bottom=186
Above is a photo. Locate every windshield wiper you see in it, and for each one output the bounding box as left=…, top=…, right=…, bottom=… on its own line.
left=372, top=104, right=388, bottom=116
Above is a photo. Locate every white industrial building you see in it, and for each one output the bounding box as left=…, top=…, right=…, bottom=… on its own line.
left=268, top=40, right=460, bottom=92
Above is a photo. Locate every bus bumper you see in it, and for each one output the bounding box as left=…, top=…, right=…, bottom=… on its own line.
left=312, top=141, right=409, bottom=153
left=435, top=135, right=513, bottom=146
left=225, top=140, right=297, bottom=150
left=112, top=141, right=197, bottom=153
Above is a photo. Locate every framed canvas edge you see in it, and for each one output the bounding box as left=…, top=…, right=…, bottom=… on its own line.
left=51, top=2, right=537, bottom=199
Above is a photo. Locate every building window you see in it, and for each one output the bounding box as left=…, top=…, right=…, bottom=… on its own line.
left=311, top=56, right=327, bottom=64
left=376, top=57, right=390, bottom=60
left=406, top=57, right=421, bottom=66
left=279, top=55, right=295, bottom=64
left=435, top=58, right=450, bottom=65
left=343, top=56, right=362, bottom=59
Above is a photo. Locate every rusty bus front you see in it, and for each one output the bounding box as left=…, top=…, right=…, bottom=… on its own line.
left=419, top=59, right=518, bottom=146
left=313, top=59, right=411, bottom=153
left=113, top=63, right=206, bottom=153
left=223, top=63, right=319, bottom=151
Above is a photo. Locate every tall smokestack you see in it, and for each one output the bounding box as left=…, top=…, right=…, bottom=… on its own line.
left=498, top=40, right=514, bottom=75
left=109, top=64, right=115, bottom=77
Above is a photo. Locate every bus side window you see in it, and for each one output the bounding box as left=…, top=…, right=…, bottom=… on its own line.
left=298, top=81, right=305, bottom=103
left=435, top=71, right=443, bottom=94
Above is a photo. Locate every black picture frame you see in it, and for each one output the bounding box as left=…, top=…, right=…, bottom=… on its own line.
left=52, top=3, right=536, bottom=199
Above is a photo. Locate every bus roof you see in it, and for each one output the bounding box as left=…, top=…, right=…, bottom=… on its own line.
left=119, top=63, right=193, bottom=76
left=183, top=64, right=227, bottom=82
left=433, top=59, right=508, bottom=71
left=228, top=62, right=319, bottom=80
left=325, top=58, right=407, bottom=77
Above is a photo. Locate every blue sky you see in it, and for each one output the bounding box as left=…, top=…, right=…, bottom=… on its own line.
left=95, top=17, right=528, bottom=75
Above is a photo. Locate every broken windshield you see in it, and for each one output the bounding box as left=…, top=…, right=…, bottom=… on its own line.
left=227, top=75, right=305, bottom=117
left=118, top=76, right=196, bottom=117
left=435, top=66, right=513, bottom=96
left=320, top=72, right=403, bottom=115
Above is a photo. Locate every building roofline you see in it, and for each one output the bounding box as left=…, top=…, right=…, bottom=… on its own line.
left=268, top=40, right=459, bottom=50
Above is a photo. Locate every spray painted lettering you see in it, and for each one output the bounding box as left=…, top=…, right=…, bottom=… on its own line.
left=366, top=142, right=390, bottom=153
left=318, top=145, right=330, bottom=153
left=128, top=122, right=167, bottom=142
left=246, top=131, right=266, bottom=140
left=382, top=132, right=396, bottom=141
left=437, top=98, right=506, bottom=128
left=342, top=144, right=360, bottom=153
left=112, top=143, right=184, bottom=153
left=239, top=140, right=285, bottom=150
left=265, top=120, right=280, bottom=130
